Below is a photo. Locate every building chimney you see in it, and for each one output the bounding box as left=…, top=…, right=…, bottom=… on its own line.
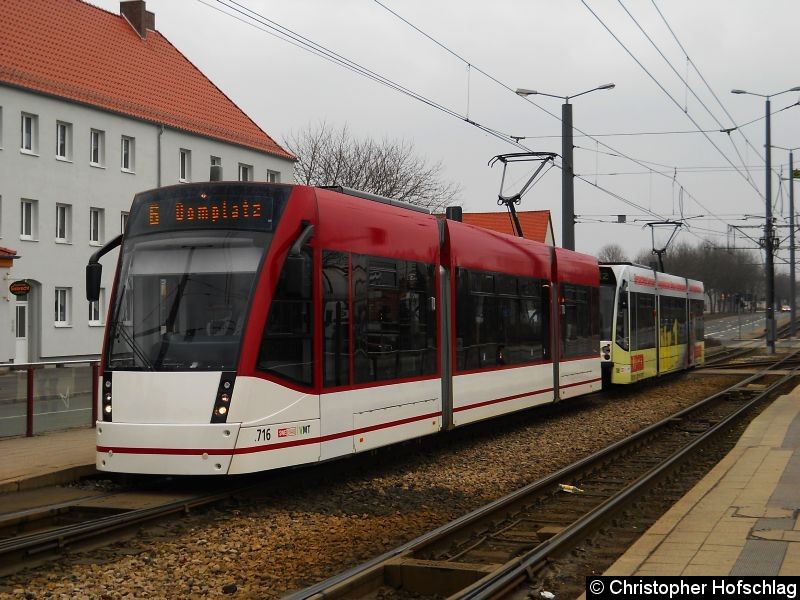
left=120, top=1, right=155, bottom=38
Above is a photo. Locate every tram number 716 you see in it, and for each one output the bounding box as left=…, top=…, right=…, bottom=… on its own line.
left=256, top=428, right=271, bottom=442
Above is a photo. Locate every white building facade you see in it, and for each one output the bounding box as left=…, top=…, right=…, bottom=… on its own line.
left=0, top=1, right=294, bottom=363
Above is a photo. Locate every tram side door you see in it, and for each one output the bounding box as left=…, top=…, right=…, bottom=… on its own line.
left=15, top=298, right=29, bottom=363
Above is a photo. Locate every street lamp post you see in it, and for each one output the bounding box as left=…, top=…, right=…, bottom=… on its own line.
left=515, top=83, right=615, bottom=250
left=732, top=86, right=800, bottom=353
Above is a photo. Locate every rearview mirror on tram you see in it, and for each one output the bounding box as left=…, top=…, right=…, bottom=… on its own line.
left=86, top=263, right=102, bottom=302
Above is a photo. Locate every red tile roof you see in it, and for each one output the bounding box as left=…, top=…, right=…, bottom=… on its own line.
left=460, top=210, right=553, bottom=244
left=0, top=0, right=294, bottom=160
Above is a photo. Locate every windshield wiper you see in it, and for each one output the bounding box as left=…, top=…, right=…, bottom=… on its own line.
left=112, top=322, right=154, bottom=371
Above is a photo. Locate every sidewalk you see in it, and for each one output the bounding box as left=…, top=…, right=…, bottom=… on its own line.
left=0, top=427, right=96, bottom=493
left=602, top=383, right=800, bottom=577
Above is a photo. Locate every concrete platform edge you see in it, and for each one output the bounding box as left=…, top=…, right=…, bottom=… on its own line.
left=0, top=464, right=98, bottom=495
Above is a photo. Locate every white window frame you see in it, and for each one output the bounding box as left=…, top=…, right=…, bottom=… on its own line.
left=55, top=203, right=72, bottom=243
left=90, top=207, right=104, bottom=245
left=90, top=129, right=105, bottom=167
left=0, top=106, right=4, bottom=149
left=179, top=149, right=191, bottom=182
left=121, top=135, right=135, bottom=172
left=20, top=112, right=38, bottom=154
left=55, top=287, right=71, bottom=327
left=267, top=170, right=280, bottom=184
left=120, top=211, right=129, bottom=234
left=56, top=121, right=72, bottom=161
left=20, top=199, right=37, bottom=240
left=89, top=288, right=105, bottom=326
left=238, top=163, right=252, bottom=182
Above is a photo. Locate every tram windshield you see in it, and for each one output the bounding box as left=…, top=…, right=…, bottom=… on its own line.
left=599, top=283, right=616, bottom=340
left=106, top=230, right=270, bottom=371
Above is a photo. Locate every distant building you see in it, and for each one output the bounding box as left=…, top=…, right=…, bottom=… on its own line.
left=0, top=0, right=294, bottom=363
left=459, top=210, right=555, bottom=246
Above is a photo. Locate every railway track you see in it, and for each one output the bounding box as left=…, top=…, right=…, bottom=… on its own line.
left=285, top=351, right=799, bottom=600
left=0, top=481, right=252, bottom=576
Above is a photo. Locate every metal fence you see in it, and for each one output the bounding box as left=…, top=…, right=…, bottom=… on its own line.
left=0, top=360, right=98, bottom=438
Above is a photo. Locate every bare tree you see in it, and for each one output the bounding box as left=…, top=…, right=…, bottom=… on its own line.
left=633, top=240, right=761, bottom=313
left=284, top=121, right=461, bottom=212
left=597, top=243, right=629, bottom=263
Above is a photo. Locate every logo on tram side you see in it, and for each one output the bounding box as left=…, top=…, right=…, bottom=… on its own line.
left=278, top=424, right=312, bottom=438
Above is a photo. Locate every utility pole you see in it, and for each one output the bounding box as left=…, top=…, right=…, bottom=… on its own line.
left=732, top=85, right=800, bottom=353
left=765, top=97, right=775, bottom=352
left=774, top=144, right=799, bottom=337
left=562, top=102, right=575, bottom=250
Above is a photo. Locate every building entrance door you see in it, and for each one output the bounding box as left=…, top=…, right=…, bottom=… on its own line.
left=15, top=298, right=28, bottom=363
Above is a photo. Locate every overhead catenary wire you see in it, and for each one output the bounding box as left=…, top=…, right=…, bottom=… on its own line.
left=203, top=0, right=749, bottom=249
left=581, top=0, right=762, bottom=199
left=650, top=0, right=770, bottom=169
left=198, top=0, right=530, bottom=152
left=370, top=0, right=747, bottom=245
left=615, top=0, right=757, bottom=190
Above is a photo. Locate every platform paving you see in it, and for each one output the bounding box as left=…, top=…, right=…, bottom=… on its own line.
left=0, top=427, right=96, bottom=494
left=603, top=380, right=800, bottom=577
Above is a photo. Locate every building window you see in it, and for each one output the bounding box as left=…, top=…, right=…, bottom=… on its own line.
left=210, top=156, right=222, bottom=180
left=90, top=207, right=104, bottom=244
left=121, top=136, right=135, bottom=172
left=267, top=170, right=280, bottom=183
left=238, top=163, right=252, bottom=182
left=20, top=199, right=37, bottom=240
left=179, top=149, right=191, bottom=182
left=56, top=121, right=72, bottom=160
left=90, top=129, right=105, bottom=166
left=120, top=211, right=129, bottom=234
left=89, top=288, right=105, bottom=325
left=55, top=203, right=72, bottom=243
left=55, top=287, right=71, bottom=326
left=21, top=112, right=38, bottom=154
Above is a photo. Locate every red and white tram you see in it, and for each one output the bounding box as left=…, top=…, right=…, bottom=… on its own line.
left=87, top=182, right=603, bottom=475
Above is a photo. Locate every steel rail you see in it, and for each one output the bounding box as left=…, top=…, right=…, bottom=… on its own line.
left=285, top=350, right=799, bottom=600
left=458, top=352, right=800, bottom=599
left=0, top=486, right=248, bottom=573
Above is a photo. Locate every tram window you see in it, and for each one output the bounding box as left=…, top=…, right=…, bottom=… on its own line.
left=560, top=283, right=599, bottom=359
left=257, top=249, right=313, bottom=386
left=455, top=268, right=548, bottom=371
left=322, top=251, right=350, bottom=387
left=599, top=284, right=616, bottom=340
left=631, top=292, right=656, bottom=350
left=616, top=286, right=629, bottom=351
left=691, top=299, right=704, bottom=341
left=353, top=256, right=436, bottom=384
left=659, top=296, right=688, bottom=346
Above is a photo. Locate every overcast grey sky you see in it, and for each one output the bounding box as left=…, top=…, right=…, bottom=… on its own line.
left=95, top=0, right=800, bottom=263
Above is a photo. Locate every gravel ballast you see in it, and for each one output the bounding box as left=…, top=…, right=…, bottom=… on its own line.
left=2, top=373, right=743, bottom=599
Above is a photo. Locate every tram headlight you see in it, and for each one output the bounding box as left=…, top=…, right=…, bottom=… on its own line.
left=211, top=373, right=236, bottom=424
left=104, top=404, right=112, bottom=414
